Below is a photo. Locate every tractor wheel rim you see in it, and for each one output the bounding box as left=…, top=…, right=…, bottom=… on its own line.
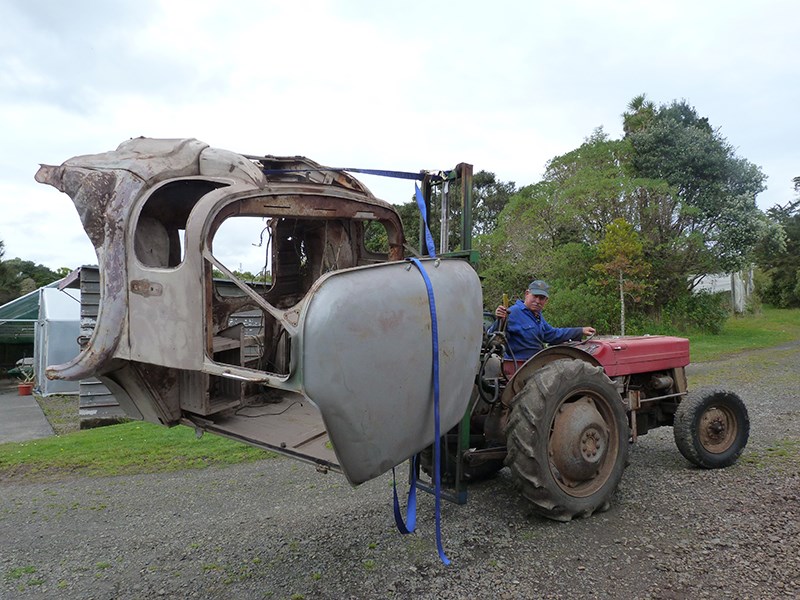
left=699, top=405, right=737, bottom=453
left=548, top=393, right=618, bottom=497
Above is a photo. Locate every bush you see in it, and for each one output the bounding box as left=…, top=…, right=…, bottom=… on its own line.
left=662, top=290, right=729, bottom=334
left=545, top=284, right=616, bottom=333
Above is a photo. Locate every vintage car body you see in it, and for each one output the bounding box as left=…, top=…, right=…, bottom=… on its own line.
left=36, top=138, right=483, bottom=485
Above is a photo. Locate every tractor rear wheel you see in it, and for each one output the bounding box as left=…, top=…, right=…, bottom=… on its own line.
left=673, top=389, right=749, bottom=468
left=505, top=359, right=629, bottom=522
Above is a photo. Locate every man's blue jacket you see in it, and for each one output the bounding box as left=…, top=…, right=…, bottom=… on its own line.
left=488, top=299, right=583, bottom=361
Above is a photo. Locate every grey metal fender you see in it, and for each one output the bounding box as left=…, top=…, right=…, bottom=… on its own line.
left=300, top=258, right=483, bottom=484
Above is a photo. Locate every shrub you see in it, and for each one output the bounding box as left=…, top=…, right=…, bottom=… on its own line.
left=662, top=290, right=729, bottom=334
left=545, top=284, right=616, bottom=333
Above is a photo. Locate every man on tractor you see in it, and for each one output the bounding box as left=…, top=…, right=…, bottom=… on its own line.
left=489, top=279, right=596, bottom=364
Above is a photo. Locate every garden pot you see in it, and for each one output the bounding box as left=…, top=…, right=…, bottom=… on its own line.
left=17, top=383, right=33, bottom=396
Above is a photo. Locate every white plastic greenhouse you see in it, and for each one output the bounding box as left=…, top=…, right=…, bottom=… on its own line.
left=33, top=287, right=81, bottom=396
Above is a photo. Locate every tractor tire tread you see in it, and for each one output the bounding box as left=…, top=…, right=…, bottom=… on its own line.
left=504, top=359, right=628, bottom=522
left=673, top=388, right=749, bottom=469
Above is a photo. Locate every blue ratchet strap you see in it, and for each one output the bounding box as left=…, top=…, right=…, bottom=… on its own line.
left=392, top=456, right=416, bottom=534
left=414, top=184, right=437, bottom=258
left=259, top=167, right=450, bottom=182
left=390, top=182, right=436, bottom=537
left=405, top=256, right=451, bottom=565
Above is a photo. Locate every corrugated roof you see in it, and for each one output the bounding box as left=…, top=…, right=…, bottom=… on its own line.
left=0, top=287, right=41, bottom=320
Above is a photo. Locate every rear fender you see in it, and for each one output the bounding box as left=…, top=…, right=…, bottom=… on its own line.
left=501, top=346, right=601, bottom=407
left=300, top=258, right=483, bottom=484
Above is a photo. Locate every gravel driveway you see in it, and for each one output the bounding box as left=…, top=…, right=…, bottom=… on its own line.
left=1, top=343, right=798, bottom=599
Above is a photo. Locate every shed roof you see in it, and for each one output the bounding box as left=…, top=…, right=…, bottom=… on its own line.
left=0, top=280, right=65, bottom=344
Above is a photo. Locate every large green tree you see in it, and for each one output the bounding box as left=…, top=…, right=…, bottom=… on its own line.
left=478, top=95, right=769, bottom=330
left=624, top=96, right=767, bottom=290
left=477, top=180, right=566, bottom=307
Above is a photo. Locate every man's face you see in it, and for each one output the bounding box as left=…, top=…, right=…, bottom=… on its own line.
left=524, top=290, right=548, bottom=313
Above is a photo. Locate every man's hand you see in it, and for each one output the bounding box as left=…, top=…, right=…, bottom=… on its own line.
left=495, top=305, right=508, bottom=319
left=582, top=326, right=596, bottom=337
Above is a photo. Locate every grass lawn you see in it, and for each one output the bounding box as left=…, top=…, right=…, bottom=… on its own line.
left=0, top=421, right=273, bottom=483
left=688, top=307, right=800, bottom=362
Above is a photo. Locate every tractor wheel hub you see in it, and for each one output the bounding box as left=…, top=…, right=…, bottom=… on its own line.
left=550, top=397, right=609, bottom=486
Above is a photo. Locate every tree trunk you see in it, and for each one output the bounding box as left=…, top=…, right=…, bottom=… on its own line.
left=619, top=270, right=625, bottom=336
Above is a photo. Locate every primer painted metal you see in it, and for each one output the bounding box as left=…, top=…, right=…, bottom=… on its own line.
left=35, top=138, right=483, bottom=485
left=301, top=258, right=482, bottom=483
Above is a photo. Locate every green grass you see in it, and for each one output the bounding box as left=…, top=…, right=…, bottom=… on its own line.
left=5, top=566, right=36, bottom=581
left=741, top=439, right=800, bottom=469
left=688, top=307, right=800, bottom=362
left=0, top=421, right=274, bottom=482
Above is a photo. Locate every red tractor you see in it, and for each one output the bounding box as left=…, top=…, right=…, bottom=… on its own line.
left=421, top=327, right=749, bottom=521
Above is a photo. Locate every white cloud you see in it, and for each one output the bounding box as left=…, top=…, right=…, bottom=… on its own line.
left=0, top=0, right=798, bottom=270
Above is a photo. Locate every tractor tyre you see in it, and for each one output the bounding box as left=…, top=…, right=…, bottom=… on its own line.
left=419, top=433, right=504, bottom=483
left=673, top=389, right=749, bottom=469
left=504, top=359, right=629, bottom=522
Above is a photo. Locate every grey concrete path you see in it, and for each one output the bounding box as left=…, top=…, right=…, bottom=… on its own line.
left=0, top=380, right=53, bottom=443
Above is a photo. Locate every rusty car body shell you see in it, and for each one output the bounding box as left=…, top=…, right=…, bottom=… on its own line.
left=36, top=138, right=483, bottom=485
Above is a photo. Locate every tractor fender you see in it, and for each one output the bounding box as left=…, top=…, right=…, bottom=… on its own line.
left=501, top=345, right=602, bottom=407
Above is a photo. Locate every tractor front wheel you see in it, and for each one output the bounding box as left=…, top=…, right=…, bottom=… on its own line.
left=673, top=389, right=749, bottom=469
left=504, top=359, right=629, bottom=522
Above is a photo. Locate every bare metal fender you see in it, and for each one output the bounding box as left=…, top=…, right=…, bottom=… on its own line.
left=299, top=258, right=483, bottom=484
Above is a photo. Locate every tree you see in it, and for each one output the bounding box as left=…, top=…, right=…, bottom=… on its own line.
left=0, top=239, right=14, bottom=305
left=622, top=94, right=656, bottom=135
left=625, top=97, right=767, bottom=286
left=756, top=183, right=800, bottom=307
left=592, top=218, right=652, bottom=335
left=472, top=171, right=516, bottom=237
left=539, top=128, right=651, bottom=244
left=3, top=258, right=61, bottom=290
left=396, top=199, right=422, bottom=254
left=479, top=95, right=768, bottom=332
left=0, top=256, right=61, bottom=304
left=477, top=181, right=567, bottom=306
left=363, top=221, right=388, bottom=254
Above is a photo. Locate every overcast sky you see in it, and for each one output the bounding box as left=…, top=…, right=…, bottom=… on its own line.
left=1, top=0, right=798, bottom=272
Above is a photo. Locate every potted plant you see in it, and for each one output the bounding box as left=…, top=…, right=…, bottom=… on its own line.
left=15, top=364, right=35, bottom=396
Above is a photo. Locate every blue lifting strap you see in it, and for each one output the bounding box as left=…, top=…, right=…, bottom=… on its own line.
left=396, top=256, right=451, bottom=565
left=414, top=184, right=437, bottom=258
left=392, top=455, right=416, bottom=534
left=258, top=166, right=452, bottom=182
